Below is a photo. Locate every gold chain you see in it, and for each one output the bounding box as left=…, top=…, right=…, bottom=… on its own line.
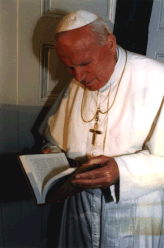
left=81, top=50, right=127, bottom=123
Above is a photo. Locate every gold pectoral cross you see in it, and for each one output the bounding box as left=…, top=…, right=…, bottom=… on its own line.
left=89, top=108, right=102, bottom=145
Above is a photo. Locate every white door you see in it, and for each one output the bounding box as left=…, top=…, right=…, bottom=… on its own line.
left=147, top=0, right=164, bottom=63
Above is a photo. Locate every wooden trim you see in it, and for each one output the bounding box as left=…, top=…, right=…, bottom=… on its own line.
left=159, top=0, right=164, bottom=30
left=42, top=0, right=51, bottom=15
left=107, top=0, right=117, bottom=23
left=156, top=53, right=164, bottom=63
left=40, top=43, right=60, bottom=102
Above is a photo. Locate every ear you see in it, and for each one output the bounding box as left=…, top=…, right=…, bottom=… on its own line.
left=106, top=34, right=117, bottom=54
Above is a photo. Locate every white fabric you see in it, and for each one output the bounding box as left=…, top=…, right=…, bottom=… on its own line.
left=56, top=10, right=99, bottom=33
left=39, top=46, right=164, bottom=200
left=39, top=46, right=164, bottom=246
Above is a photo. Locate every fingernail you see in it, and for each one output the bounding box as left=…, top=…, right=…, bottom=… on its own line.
left=75, top=175, right=80, bottom=178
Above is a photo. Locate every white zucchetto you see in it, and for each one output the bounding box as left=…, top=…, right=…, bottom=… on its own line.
left=55, top=10, right=99, bottom=34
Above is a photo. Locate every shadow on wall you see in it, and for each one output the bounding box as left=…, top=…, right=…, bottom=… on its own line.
left=0, top=154, right=31, bottom=203
left=0, top=103, right=63, bottom=248
left=0, top=104, right=32, bottom=203
left=32, top=9, right=72, bottom=99
left=31, top=9, right=73, bottom=148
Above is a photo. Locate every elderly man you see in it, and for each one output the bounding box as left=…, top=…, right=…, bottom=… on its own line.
left=39, top=10, right=164, bottom=248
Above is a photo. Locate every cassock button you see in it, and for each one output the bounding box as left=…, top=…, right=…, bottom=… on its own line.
left=100, top=95, right=104, bottom=99
left=92, top=152, right=97, bottom=156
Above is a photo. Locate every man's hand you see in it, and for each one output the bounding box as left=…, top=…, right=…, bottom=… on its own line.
left=41, top=147, right=52, bottom=154
left=71, top=155, right=119, bottom=189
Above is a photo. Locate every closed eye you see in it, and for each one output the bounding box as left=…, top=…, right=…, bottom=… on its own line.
left=68, top=61, right=91, bottom=70
left=81, top=62, right=91, bottom=66
left=67, top=59, right=92, bottom=71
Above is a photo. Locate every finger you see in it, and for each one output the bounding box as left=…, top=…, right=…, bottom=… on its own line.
left=42, top=147, right=52, bottom=154
left=82, top=155, right=108, bottom=167
left=71, top=177, right=111, bottom=188
left=75, top=167, right=105, bottom=179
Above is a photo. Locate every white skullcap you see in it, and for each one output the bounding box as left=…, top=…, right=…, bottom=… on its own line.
left=56, top=10, right=99, bottom=34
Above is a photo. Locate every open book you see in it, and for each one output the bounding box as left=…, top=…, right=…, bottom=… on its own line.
left=18, top=153, right=99, bottom=205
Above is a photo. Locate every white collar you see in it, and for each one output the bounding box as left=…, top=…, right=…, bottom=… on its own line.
left=99, top=46, right=127, bottom=92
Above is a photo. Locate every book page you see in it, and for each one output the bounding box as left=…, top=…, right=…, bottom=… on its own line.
left=42, top=167, right=75, bottom=203
left=20, top=153, right=70, bottom=195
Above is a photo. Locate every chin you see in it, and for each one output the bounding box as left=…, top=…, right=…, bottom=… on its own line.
left=86, top=85, right=100, bottom=91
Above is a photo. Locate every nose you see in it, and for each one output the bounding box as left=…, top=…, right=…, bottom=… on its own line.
left=74, top=67, right=86, bottom=83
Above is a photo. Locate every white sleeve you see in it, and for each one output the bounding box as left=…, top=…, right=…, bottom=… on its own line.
left=115, top=98, right=164, bottom=201
left=41, top=142, right=62, bottom=153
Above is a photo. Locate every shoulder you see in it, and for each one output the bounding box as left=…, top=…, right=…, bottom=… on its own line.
left=127, top=51, right=164, bottom=74
left=54, top=78, right=83, bottom=102
left=126, top=50, right=164, bottom=91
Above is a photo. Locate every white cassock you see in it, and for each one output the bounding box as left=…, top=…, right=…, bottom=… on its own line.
left=39, top=46, right=164, bottom=248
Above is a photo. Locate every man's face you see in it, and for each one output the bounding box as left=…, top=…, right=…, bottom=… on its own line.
left=55, top=25, right=117, bottom=91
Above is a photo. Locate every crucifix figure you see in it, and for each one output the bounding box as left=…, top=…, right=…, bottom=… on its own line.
left=89, top=108, right=102, bottom=145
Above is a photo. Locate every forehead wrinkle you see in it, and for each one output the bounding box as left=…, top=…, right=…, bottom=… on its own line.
left=56, top=40, right=94, bottom=65
left=55, top=25, right=101, bottom=50
left=71, top=33, right=99, bottom=50
left=57, top=48, right=92, bottom=68
left=69, top=50, right=92, bottom=66
left=58, top=36, right=95, bottom=54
